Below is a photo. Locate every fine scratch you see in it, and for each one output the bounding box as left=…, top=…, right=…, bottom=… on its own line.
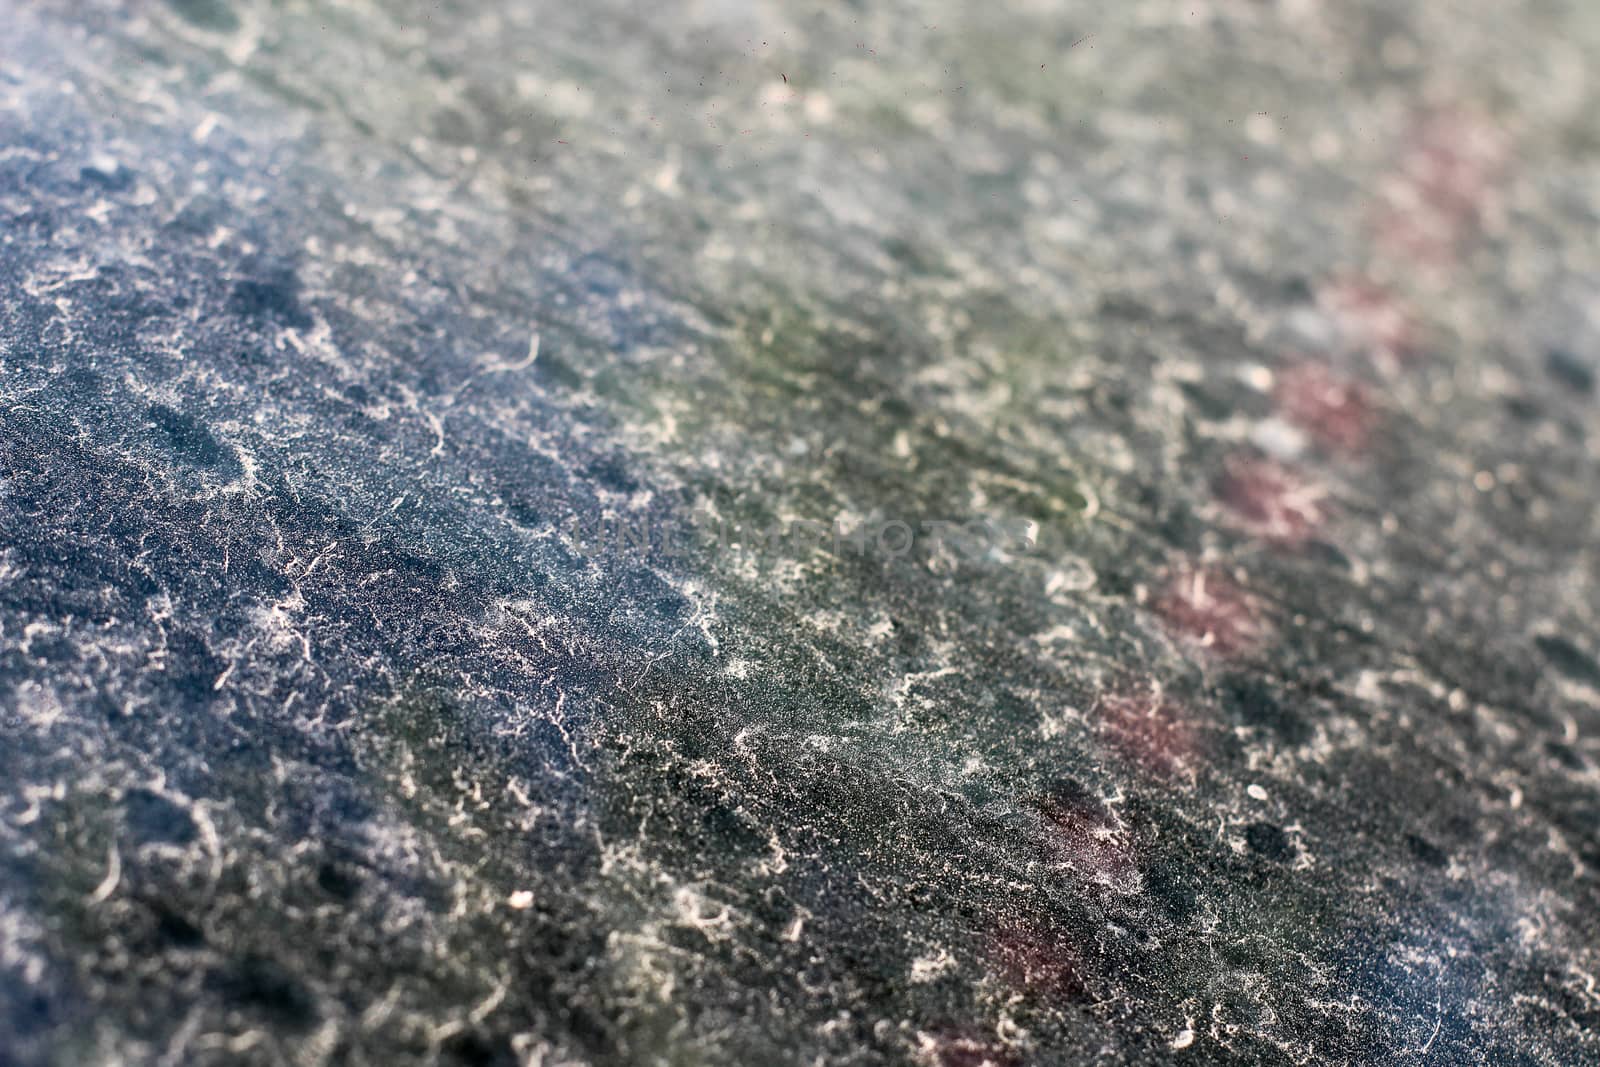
left=87, top=842, right=121, bottom=904
left=1416, top=988, right=1443, bottom=1056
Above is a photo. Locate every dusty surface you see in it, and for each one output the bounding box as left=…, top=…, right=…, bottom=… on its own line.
left=3, top=1, right=1600, bottom=1064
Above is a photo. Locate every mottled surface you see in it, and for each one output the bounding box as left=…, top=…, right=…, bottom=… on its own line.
left=3, top=1, right=1600, bottom=1064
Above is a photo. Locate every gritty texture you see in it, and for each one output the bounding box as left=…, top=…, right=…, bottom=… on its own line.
left=2, top=1, right=1600, bottom=1065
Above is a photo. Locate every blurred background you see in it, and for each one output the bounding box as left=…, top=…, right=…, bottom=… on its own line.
left=3, top=2, right=1599, bottom=1065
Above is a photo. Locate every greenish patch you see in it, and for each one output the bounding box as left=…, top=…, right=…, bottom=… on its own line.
left=352, top=682, right=551, bottom=870
left=166, top=0, right=239, bottom=32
